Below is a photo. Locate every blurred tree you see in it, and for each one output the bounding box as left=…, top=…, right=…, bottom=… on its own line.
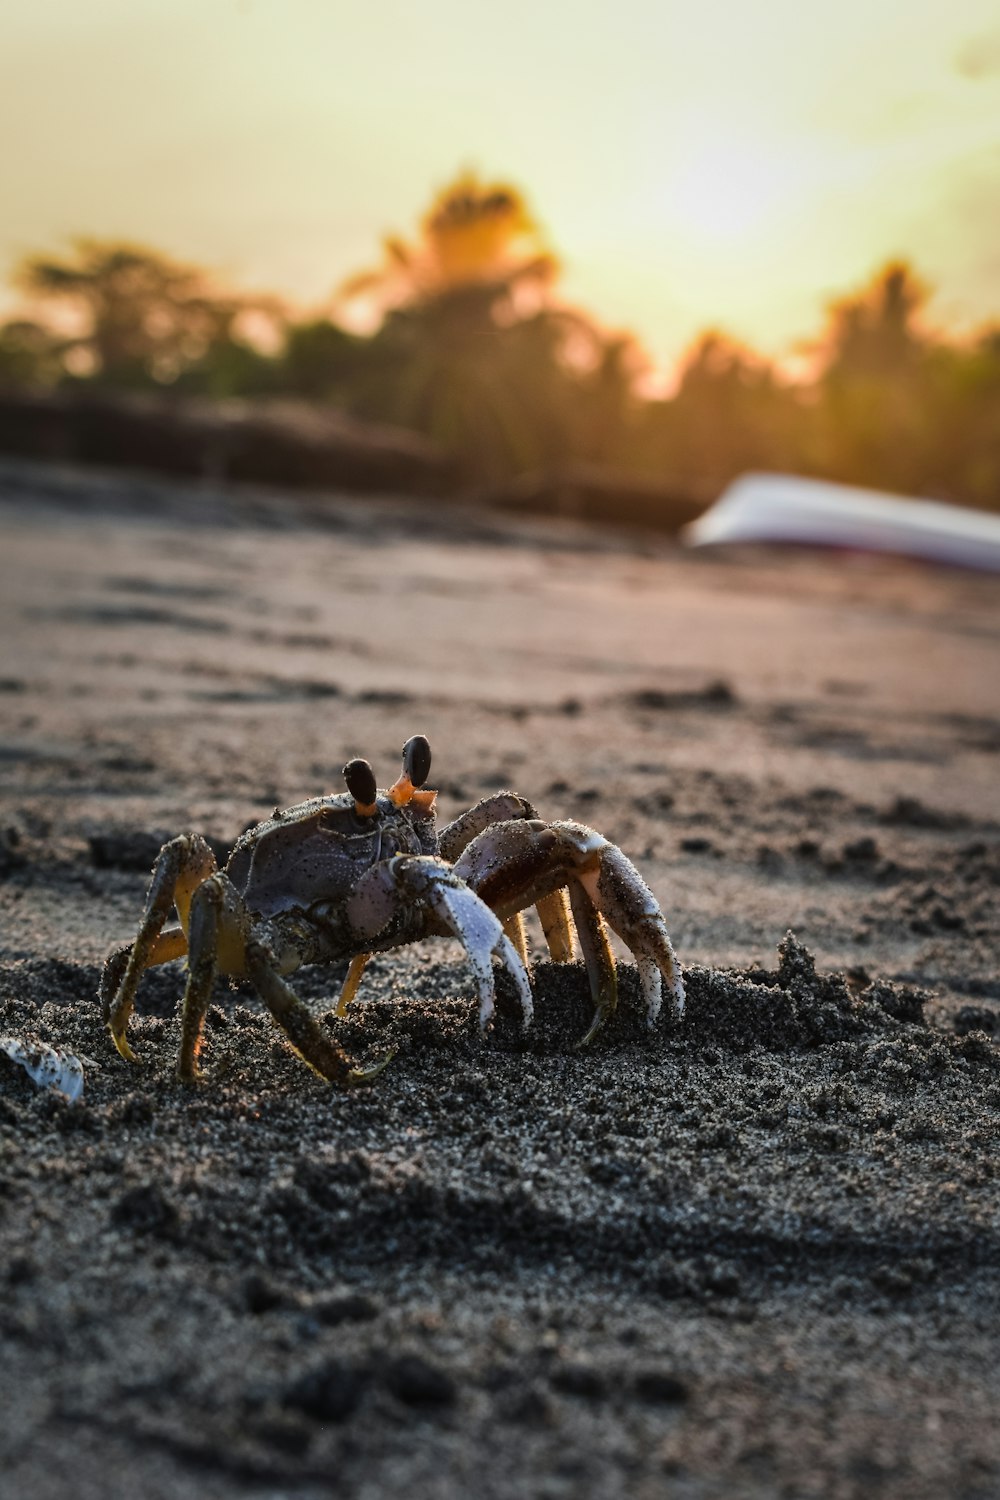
left=571, top=333, right=648, bottom=467
left=811, top=261, right=935, bottom=494
left=959, top=328, right=1000, bottom=508
left=277, top=318, right=374, bottom=401
left=914, top=327, right=1000, bottom=510
left=821, top=260, right=927, bottom=376
left=340, top=170, right=556, bottom=310
left=16, top=239, right=281, bottom=392
left=330, top=172, right=628, bottom=482
left=169, top=334, right=283, bottom=399
left=2, top=222, right=997, bottom=512
left=633, top=331, right=806, bottom=496
left=0, top=318, right=66, bottom=391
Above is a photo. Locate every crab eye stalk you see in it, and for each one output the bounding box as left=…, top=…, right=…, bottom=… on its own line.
left=402, top=734, right=432, bottom=788
left=342, top=758, right=378, bottom=815
left=388, top=733, right=436, bottom=808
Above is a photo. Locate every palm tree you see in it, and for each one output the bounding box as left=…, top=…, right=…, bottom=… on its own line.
left=339, top=171, right=556, bottom=315
left=333, top=173, right=627, bottom=482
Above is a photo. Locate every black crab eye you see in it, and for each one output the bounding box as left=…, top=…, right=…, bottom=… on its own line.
left=402, top=734, right=432, bottom=787
left=342, top=758, right=378, bottom=809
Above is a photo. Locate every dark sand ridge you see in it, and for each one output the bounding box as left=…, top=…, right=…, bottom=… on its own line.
left=0, top=458, right=998, bottom=1498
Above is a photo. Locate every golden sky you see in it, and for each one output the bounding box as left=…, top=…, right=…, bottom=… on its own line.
left=2, top=0, right=998, bottom=373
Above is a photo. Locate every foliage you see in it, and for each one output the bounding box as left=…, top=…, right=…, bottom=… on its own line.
left=11, top=239, right=280, bottom=394
left=633, top=333, right=803, bottom=498
left=331, top=173, right=594, bottom=481
left=1, top=193, right=998, bottom=509
left=339, top=171, right=556, bottom=309
left=0, top=319, right=66, bottom=392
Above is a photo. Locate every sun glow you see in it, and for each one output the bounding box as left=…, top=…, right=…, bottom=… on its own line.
left=664, top=131, right=807, bottom=246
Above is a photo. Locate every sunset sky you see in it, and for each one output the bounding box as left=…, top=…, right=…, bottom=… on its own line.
left=2, top=0, right=998, bottom=374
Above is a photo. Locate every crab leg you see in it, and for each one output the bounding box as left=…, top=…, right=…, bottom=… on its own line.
left=503, top=912, right=529, bottom=966
left=535, top=889, right=575, bottom=962
left=245, top=942, right=391, bottom=1087
left=438, top=792, right=537, bottom=862
left=567, top=877, right=619, bottom=1046
left=172, top=874, right=383, bottom=1084
left=99, top=928, right=187, bottom=1027
left=335, top=952, right=372, bottom=1015
left=440, top=791, right=577, bottom=966
left=105, top=833, right=217, bottom=1062
left=177, top=875, right=227, bottom=1080
left=577, top=840, right=685, bottom=1024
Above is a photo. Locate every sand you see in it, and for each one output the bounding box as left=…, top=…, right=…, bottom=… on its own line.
left=0, top=456, right=998, bottom=1499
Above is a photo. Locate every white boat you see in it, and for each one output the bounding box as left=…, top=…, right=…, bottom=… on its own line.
left=683, top=473, right=1000, bottom=572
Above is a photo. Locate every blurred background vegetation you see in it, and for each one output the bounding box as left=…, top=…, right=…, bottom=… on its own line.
left=1, top=172, right=998, bottom=511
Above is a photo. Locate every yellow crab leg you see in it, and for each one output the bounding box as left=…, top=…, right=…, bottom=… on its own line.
left=503, top=912, right=529, bottom=966
left=535, top=889, right=575, bottom=962
left=336, top=952, right=371, bottom=1015
left=246, top=941, right=392, bottom=1085
left=177, top=877, right=224, bottom=1080
left=106, top=833, right=218, bottom=1062
left=175, top=871, right=253, bottom=1080
left=566, top=876, right=619, bottom=1046
left=106, top=925, right=190, bottom=1062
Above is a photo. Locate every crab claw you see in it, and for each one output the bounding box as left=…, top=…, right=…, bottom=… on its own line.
left=573, top=836, right=685, bottom=1025
left=426, top=873, right=533, bottom=1032
left=453, top=818, right=684, bottom=1043
left=346, top=855, right=533, bottom=1033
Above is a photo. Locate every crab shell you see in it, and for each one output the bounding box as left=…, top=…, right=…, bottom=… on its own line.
left=224, top=791, right=439, bottom=919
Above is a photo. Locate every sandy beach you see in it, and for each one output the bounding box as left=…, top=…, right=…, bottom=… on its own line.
left=1, top=457, right=998, bottom=1499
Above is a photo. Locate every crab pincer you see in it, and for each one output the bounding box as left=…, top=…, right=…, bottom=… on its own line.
left=369, top=855, right=535, bottom=1033
left=453, top=817, right=685, bottom=1046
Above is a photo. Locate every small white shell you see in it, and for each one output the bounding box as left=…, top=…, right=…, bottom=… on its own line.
left=0, top=1036, right=85, bottom=1102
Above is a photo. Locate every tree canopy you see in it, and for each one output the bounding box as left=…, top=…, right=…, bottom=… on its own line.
left=2, top=180, right=998, bottom=509
left=12, top=239, right=281, bottom=394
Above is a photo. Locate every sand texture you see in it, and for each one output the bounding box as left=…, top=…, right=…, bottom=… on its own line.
left=1, top=458, right=998, bottom=1499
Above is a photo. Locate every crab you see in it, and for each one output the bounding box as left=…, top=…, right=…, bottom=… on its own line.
left=100, top=735, right=685, bottom=1085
